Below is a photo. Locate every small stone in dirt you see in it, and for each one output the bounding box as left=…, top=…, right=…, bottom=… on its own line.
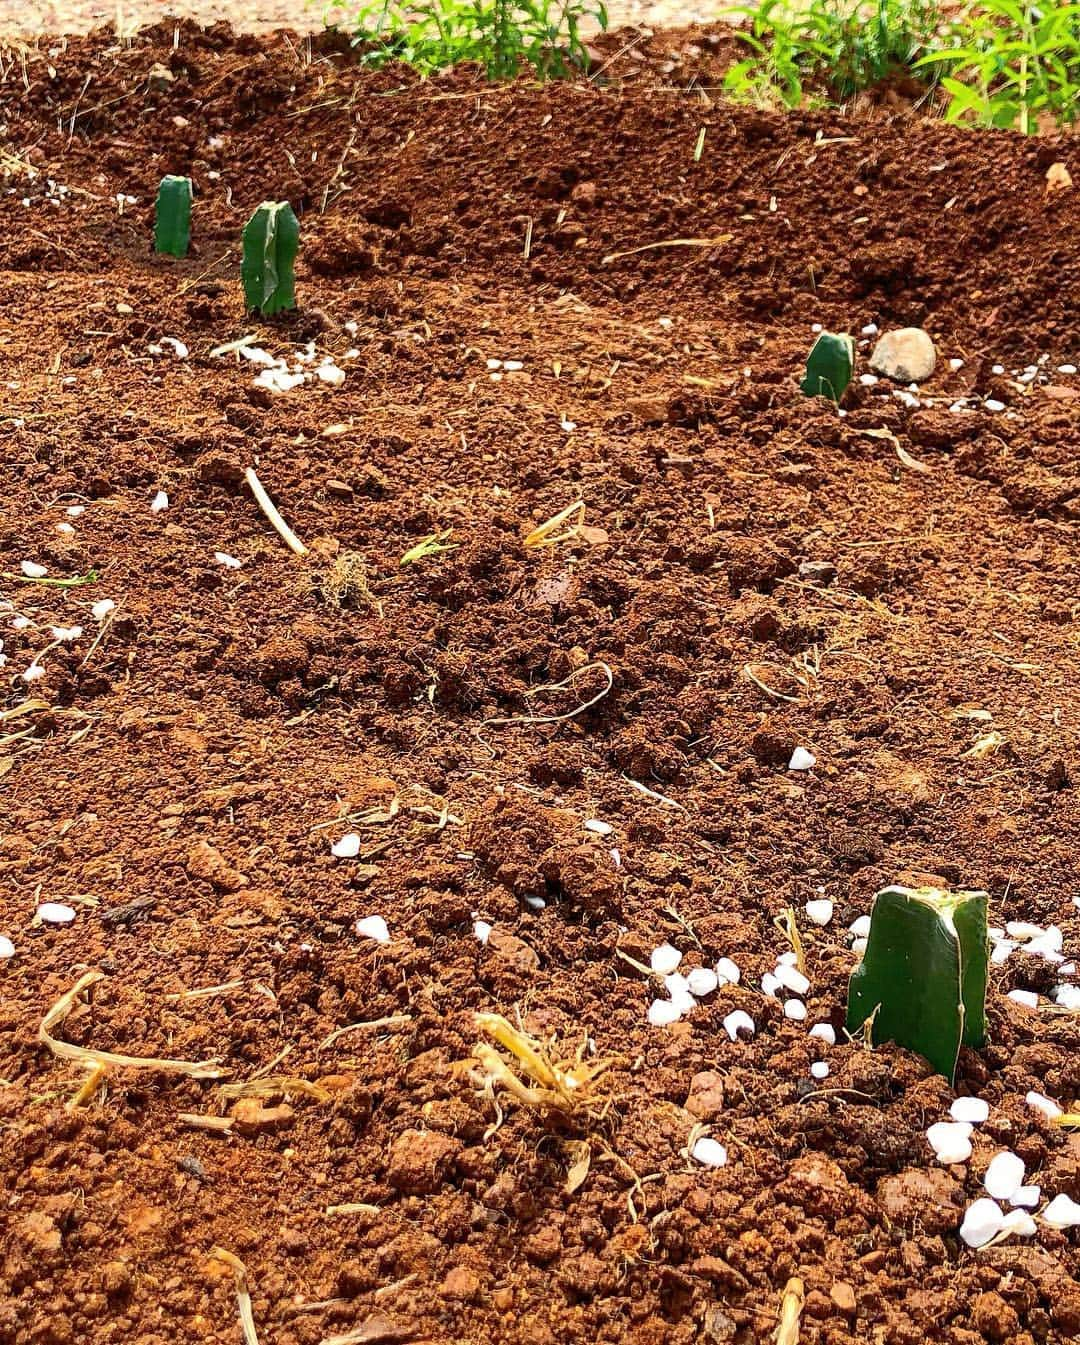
left=715, top=957, right=740, bottom=985
left=386, top=1128, right=461, bottom=1195
left=849, top=914, right=871, bottom=938
left=788, top=746, right=816, bottom=772
left=830, top=1282, right=856, bottom=1316
left=809, top=1023, right=836, bottom=1044
left=584, top=818, right=613, bottom=836
left=690, top=1136, right=728, bottom=1168
left=722, top=1009, right=754, bottom=1041
left=1043, top=1193, right=1080, bottom=1228
left=18, top=1210, right=62, bottom=1254
left=1026, top=1090, right=1061, bottom=1118
left=805, top=898, right=833, bottom=926
left=356, top=915, right=390, bottom=943
left=326, top=478, right=353, bottom=498
left=926, top=1120, right=973, bottom=1164
left=950, top=1096, right=989, bottom=1124
left=231, top=1099, right=295, bottom=1136
left=999, top=1209, right=1036, bottom=1240
left=960, top=1197, right=1005, bottom=1247
left=870, top=328, right=937, bottom=383
left=783, top=998, right=807, bottom=1021
left=473, top=919, right=493, bottom=944
left=1007, top=989, right=1039, bottom=1008
left=440, top=1266, right=482, bottom=1302
left=37, top=902, right=76, bottom=925
left=1010, top=1185, right=1040, bottom=1209
left=648, top=997, right=681, bottom=1027
left=21, top=560, right=47, bottom=578
left=650, top=942, right=682, bottom=975
left=685, top=1070, right=725, bottom=1121
left=776, top=963, right=810, bottom=995
left=798, top=560, right=836, bottom=585
left=147, top=62, right=175, bottom=91
left=810, top=1061, right=829, bottom=1080
left=0, top=936, right=13, bottom=958
left=331, top=834, right=361, bottom=859
left=984, top=1151, right=1025, bottom=1201
left=116, top=302, right=134, bottom=316
left=985, top=398, right=1006, bottom=413
left=877, top=1167, right=964, bottom=1233
left=686, top=966, right=718, bottom=997
left=186, top=840, right=248, bottom=893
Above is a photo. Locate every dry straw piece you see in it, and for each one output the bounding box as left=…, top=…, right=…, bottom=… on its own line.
left=39, top=971, right=227, bottom=1083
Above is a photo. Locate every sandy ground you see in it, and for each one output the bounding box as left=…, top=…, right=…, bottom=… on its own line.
left=1, top=0, right=715, bottom=38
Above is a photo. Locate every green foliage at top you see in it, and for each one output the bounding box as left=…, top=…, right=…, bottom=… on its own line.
left=324, top=0, right=607, bottom=79
left=917, top=1, right=1080, bottom=132
left=723, top=0, right=1080, bottom=131
left=722, top=0, right=941, bottom=108
left=847, top=885, right=989, bottom=1082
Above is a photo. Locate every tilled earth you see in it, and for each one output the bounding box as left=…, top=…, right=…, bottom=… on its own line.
left=2, top=19, right=1080, bottom=1345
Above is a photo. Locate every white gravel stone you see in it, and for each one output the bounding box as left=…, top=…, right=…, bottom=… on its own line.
left=776, top=964, right=810, bottom=996
left=1007, top=989, right=1039, bottom=1009
left=985, top=398, right=1006, bottom=412
left=984, top=1151, right=1025, bottom=1201
left=0, top=935, right=14, bottom=959
left=650, top=942, right=682, bottom=975
left=473, top=920, right=492, bottom=945
left=1042, top=1194, right=1080, bottom=1228
left=870, top=327, right=937, bottom=383
left=849, top=915, right=871, bottom=938
left=761, top=971, right=782, bottom=998
left=788, top=746, right=816, bottom=771
left=648, top=998, right=682, bottom=1027
left=91, top=599, right=116, bottom=620
left=927, top=1120, right=973, bottom=1164
left=665, top=973, right=697, bottom=1015
left=715, top=957, right=740, bottom=985
left=1053, top=984, right=1080, bottom=1009
left=330, top=833, right=361, bottom=859
left=20, top=560, right=47, bottom=578
left=783, top=998, right=807, bottom=1021
left=959, top=1197, right=1004, bottom=1248
left=723, top=1009, right=755, bottom=1041
left=809, top=1023, right=836, bottom=1045
left=805, top=899, right=833, bottom=926
left=37, top=902, right=76, bottom=925
left=584, top=819, right=613, bottom=836
left=151, top=490, right=169, bottom=512
left=1010, top=1185, right=1040, bottom=1209
left=1000, top=1209, right=1037, bottom=1238
left=355, top=915, right=390, bottom=943
left=690, top=1136, right=728, bottom=1167
left=950, top=1097, right=990, bottom=1124
left=810, top=1061, right=829, bottom=1080
left=687, top=966, right=719, bottom=998
left=1026, top=1090, right=1062, bottom=1119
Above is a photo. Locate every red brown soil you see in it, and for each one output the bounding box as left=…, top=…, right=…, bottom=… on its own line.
left=3, top=19, right=1080, bottom=1345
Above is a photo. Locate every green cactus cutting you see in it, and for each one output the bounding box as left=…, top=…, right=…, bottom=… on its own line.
left=154, top=175, right=193, bottom=258
left=847, top=885, right=989, bottom=1081
left=800, top=331, right=854, bottom=401
left=242, top=201, right=300, bottom=316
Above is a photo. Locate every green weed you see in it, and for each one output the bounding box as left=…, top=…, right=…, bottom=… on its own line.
left=324, top=0, right=607, bottom=79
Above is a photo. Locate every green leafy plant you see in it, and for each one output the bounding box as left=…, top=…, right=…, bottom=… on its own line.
left=324, top=0, right=607, bottom=79
left=723, top=0, right=942, bottom=108
left=917, top=1, right=1080, bottom=131
left=154, top=175, right=193, bottom=258
left=801, top=332, right=854, bottom=401
left=847, top=885, right=989, bottom=1081
left=242, top=202, right=300, bottom=317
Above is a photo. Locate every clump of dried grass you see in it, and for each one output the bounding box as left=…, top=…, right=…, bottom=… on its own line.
left=316, top=551, right=382, bottom=613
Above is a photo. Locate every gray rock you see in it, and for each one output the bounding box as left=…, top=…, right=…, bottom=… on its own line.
left=869, top=327, right=937, bottom=384
left=799, top=559, right=836, bottom=585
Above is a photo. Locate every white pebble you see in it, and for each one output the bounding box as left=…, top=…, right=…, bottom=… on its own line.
left=686, top=967, right=719, bottom=998
left=809, top=1023, right=836, bottom=1045
left=0, top=935, right=14, bottom=959
left=11, top=616, right=31, bottom=631
left=20, top=560, right=47, bottom=578
left=1042, top=1194, right=1080, bottom=1228
left=503, top=360, right=524, bottom=372
left=317, top=363, right=346, bottom=387
left=650, top=942, right=682, bottom=975
left=949, top=357, right=964, bottom=371
left=927, top=1120, right=973, bottom=1164
left=715, top=957, right=740, bottom=985
left=849, top=915, right=871, bottom=938
left=959, top=1197, right=1004, bottom=1248
left=22, top=665, right=45, bottom=683
left=91, top=599, right=116, bottom=620
left=648, top=997, right=682, bottom=1027
left=215, top=551, right=242, bottom=569
left=473, top=920, right=492, bottom=945
left=690, top=1136, right=728, bottom=1167
left=330, top=833, right=361, bottom=859
left=811, top=323, right=823, bottom=333
left=1057, top=364, right=1077, bottom=375
left=776, top=964, right=810, bottom=996
left=950, top=1097, right=989, bottom=1124
left=984, top=1151, right=1025, bottom=1201
left=852, top=936, right=868, bottom=956
left=777, top=951, right=799, bottom=967
left=1010, top=1185, right=1040, bottom=1209
left=810, top=1061, right=829, bottom=1080
left=355, top=915, right=390, bottom=944
left=1000, top=1209, right=1037, bottom=1238
left=1026, top=1090, right=1062, bottom=1119
left=151, top=490, right=169, bottom=513
left=485, top=358, right=502, bottom=370
left=805, top=898, right=833, bottom=926
left=584, top=818, right=613, bottom=836
left=761, top=971, right=782, bottom=998
left=858, top=373, right=879, bottom=386
left=861, top=323, right=879, bottom=336
left=783, top=998, right=807, bottom=1021
left=50, top=625, right=82, bottom=642
left=1006, top=920, right=1043, bottom=939
left=66, top=505, right=85, bottom=517
left=788, top=746, right=816, bottom=772
left=985, top=399, right=1006, bottom=413
left=664, top=973, right=697, bottom=1015
left=56, top=522, right=75, bottom=536
left=723, top=1009, right=755, bottom=1041
left=1053, top=984, right=1080, bottom=1009
left=1007, top=989, right=1039, bottom=1009
left=523, top=895, right=546, bottom=911
left=991, top=364, right=1005, bottom=375
left=991, top=939, right=1017, bottom=965
left=37, top=902, right=76, bottom=925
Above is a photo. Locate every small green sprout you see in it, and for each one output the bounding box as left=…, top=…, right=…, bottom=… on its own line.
left=154, top=175, right=193, bottom=258
left=801, top=332, right=854, bottom=401
left=847, top=884, right=989, bottom=1081
left=400, top=530, right=457, bottom=566
left=242, top=202, right=300, bottom=316
left=3, top=569, right=99, bottom=588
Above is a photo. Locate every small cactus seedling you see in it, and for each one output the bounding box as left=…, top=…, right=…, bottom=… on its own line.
left=847, top=885, right=989, bottom=1082
left=242, top=201, right=299, bottom=316
left=800, top=331, right=854, bottom=401
left=154, top=175, right=193, bottom=258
